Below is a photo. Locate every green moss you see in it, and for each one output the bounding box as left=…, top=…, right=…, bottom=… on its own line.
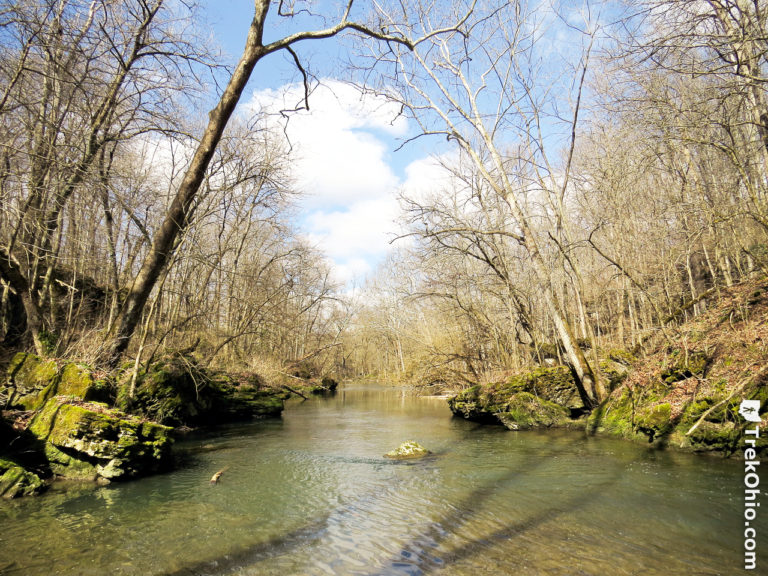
left=635, top=403, right=672, bottom=441
left=607, top=349, right=636, bottom=366
left=42, top=442, right=98, bottom=480
left=6, top=353, right=60, bottom=410
left=28, top=398, right=173, bottom=480
left=660, top=350, right=710, bottom=384
left=5, top=355, right=111, bottom=410
left=124, top=357, right=284, bottom=426
left=448, top=386, right=498, bottom=423
left=587, top=389, right=635, bottom=437
left=599, top=360, right=629, bottom=390
left=450, top=366, right=583, bottom=426
left=384, top=441, right=430, bottom=459
left=506, top=366, right=582, bottom=409
left=0, top=458, right=45, bottom=498
left=497, top=392, right=571, bottom=430
left=58, top=364, right=98, bottom=400
left=684, top=421, right=741, bottom=454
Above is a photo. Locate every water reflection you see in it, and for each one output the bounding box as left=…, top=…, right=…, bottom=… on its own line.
left=0, top=384, right=756, bottom=576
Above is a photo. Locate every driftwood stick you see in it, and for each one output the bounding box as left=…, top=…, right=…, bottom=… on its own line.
left=210, top=466, right=229, bottom=484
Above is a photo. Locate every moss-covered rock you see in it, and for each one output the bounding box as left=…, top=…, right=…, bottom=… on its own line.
left=599, top=359, right=630, bottom=390
left=449, top=365, right=583, bottom=425
left=384, top=441, right=430, bottom=459
left=3, top=354, right=109, bottom=411
left=27, top=397, right=173, bottom=481
left=660, top=350, right=710, bottom=384
left=497, top=392, right=572, bottom=430
left=516, top=366, right=583, bottom=409
left=0, top=458, right=45, bottom=498
left=607, top=348, right=636, bottom=366
left=123, top=356, right=284, bottom=427
left=684, top=420, right=741, bottom=453
left=447, top=385, right=500, bottom=424
left=634, top=403, right=672, bottom=442
left=586, top=388, right=636, bottom=437
left=4, top=352, right=60, bottom=410
left=58, top=363, right=111, bottom=403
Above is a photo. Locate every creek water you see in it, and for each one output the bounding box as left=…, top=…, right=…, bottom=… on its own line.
left=0, top=384, right=761, bottom=575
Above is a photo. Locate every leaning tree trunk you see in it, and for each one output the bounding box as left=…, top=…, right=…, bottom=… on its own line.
left=105, top=1, right=271, bottom=367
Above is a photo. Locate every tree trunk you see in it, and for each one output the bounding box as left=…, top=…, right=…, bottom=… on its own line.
left=105, top=1, right=270, bottom=366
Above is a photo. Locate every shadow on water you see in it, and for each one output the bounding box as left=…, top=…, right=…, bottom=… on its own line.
left=160, top=513, right=333, bottom=576
left=162, top=431, right=630, bottom=576
left=380, top=434, right=627, bottom=576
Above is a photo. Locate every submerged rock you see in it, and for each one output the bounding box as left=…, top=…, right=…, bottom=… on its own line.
left=28, top=397, right=173, bottom=481
left=384, top=441, right=431, bottom=459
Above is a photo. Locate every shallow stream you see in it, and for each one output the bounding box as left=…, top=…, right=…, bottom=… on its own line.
left=0, top=384, right=760, bottom=575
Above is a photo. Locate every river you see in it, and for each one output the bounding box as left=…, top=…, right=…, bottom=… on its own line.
left=0, top=384, right=760, bottom=575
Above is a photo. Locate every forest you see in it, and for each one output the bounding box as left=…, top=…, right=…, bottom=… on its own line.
left=0, top=0, right=766, bottom=413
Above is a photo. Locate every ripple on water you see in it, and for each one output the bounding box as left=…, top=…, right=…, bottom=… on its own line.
left=0, top=387, right=757, bottom=576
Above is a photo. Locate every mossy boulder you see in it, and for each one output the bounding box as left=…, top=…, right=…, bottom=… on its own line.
left=599, top=359, right=630, bottom=390
left=497, top=392, right=572, bottom=430
left=3, top=353, right=108, bottom=411
left=684, top=420, right=741, bottom=453
left=124, top=357, right=284, bottom=426
left=4, top=352, right=60, bottom=410
left=225, top=379, right=285, bottom=419
left=586, top=388, right=636, bottom=437
left=58, top=363, right=111, bottom=402
left=511, top=366, right=583, bottom=410
left=660, top=350, right=710, bottom=384
left=28, top=397, right=173, bottom=481
left=384, top=441, right=430, bottom=459
left=634, top=403, right=672, bottom=442
left=449, top=366, right=583, bottom=424
left=0, top=458, right=45, bottom=498
left=447, top=385, right=500, bottom=424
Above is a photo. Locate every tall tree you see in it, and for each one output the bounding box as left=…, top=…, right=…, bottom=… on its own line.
left=0, top=0, right=211, bottom=353
left=105, top=0, right=467, bottom=366
left=366, top=0, right=605, bottom=406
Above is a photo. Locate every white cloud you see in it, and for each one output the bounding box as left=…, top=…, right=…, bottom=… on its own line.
left=244, top=79, right=413, bottom=285
left=400, top=154, right=458, bottom=204
left=247, top=80, right=406, bottom=209
left=305, top=195, right=400, bottom=282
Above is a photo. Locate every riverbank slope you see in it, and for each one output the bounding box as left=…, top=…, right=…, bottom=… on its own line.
left=448, top=275, right=768, bottom=457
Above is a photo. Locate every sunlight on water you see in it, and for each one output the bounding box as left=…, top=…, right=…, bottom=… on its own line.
left=0, top=385, right=759, bottom=575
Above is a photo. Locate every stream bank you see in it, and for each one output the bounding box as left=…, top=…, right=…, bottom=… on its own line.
left=447, top=276, right=768, bottom=457
left=0, top=352, right=287, bottom=498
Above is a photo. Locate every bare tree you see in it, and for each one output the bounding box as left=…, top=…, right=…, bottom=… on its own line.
left=0, top=0, right=213, bottom=353
left=105, top=0, right=470, bottom=366
left=365, top=0, right=605, bottom=406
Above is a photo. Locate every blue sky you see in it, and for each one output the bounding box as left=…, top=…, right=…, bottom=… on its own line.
left=193, top=1, right=601, bottom=286
left=196, top=1, right=439, bottom=286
